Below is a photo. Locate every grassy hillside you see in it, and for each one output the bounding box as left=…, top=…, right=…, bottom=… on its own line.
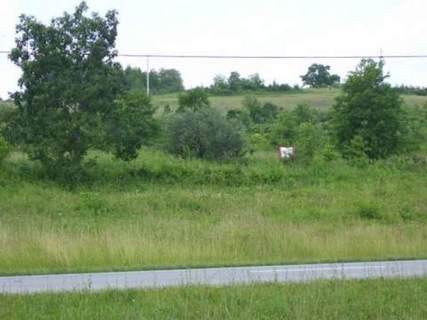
left=2, top=89, right=426, bottom=114
left=1, top=148, right=426, bottom=275
left=152, top=89, right=427, bottom=113
left=1, top=88, right=426, bottom=276
left=2, top=278, right=427, bottom=319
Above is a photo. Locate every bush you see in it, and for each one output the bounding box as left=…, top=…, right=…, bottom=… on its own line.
left=106, top=91, right=160, bottom=161
left=0, top=101, right=16, bottom=129
left=345, top=135, right=369, bottom=162
left=177, top=88, right=210, bottom=112
left=397, top=105, right=427, bottom=154
left=333, top=59, right=403, bottom=159
left=320, top=143, right=340, bottom=162
left=166, top=108, right=246, bottom=161
left=294, top=122, right=323, bottom=163
left=270, top=105, right=320, bottom=147
left=0, top=136, right=10, bottom=163
left=242, top=96, right=279, bottom=124
left=356, top=201, right=382, bottom=220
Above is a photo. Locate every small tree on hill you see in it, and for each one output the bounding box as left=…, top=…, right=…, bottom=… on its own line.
left=177, top=88, right=210, bottom=112
left=332, top=59, right=403, bottom=159
left=301, top=64, right=340, bottom=88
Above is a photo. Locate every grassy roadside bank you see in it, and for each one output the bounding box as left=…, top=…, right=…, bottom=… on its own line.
left=2, top=277, right=427, bottom=319
left=1, top=148, right=426, bottom=275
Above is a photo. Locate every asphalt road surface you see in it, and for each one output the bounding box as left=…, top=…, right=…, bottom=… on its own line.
left=1, top=259, right=427, bottom=294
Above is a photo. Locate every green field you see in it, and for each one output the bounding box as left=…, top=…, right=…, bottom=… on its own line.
left=1, top=147, right=426, bottom=275
left=1, top=89, right=426, bottom=276
left=2, top=278, right=427, bottom=319
left=153, top=89, right=427, bottom=112
left=3, top=3, right=427, bottom=316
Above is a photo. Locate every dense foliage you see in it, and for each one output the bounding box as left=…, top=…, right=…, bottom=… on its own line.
left=209, top=72, right=298, bottom=94
left=123, top=66, right=184, bottom=94
left=177, top=88, right=210, bottom=112
left=0, top=136, right=10, bottom=163
left=166, top=108, right=245, bottom=160
left=4, top=2, right=158, bottom=179
left=227, top=96, right=279, bottom=127
left=394, top=85, right=427, bottom=96
left=301, top=64, right=340, bottom=88
left=333, top=59, right=403, bottom=159
left=105, top=91, right=159, bottom=160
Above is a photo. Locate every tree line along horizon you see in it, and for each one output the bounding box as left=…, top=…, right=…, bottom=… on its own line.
left=2, top=63, right=425, bottom=101
left=122, top=63, right=427, bottom=96
left=0, top=1, right=426, bottom=183
left=123, top=63, right=339, bottom=95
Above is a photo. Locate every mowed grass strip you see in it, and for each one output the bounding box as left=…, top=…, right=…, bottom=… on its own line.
left=1, top=278, right=427, bottom=319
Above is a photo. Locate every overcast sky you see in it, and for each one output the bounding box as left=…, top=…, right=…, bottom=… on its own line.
left=0, top=0, right=426, bottom=99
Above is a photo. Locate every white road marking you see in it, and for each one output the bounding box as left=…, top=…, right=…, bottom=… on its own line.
left=250, top=265, right=386, bottom=273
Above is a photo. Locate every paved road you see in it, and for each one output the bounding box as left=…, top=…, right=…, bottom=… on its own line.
left=1, top=260, right=427, bottom=294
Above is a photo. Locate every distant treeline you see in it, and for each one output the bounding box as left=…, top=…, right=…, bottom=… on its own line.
left=394, top=85, right=427, bottom=96
left=207, top=72, right=300, bottom=95
left=122, top=66, right=427, bottom=96
left=123, top=67, right=299, bottom=95
left=123, top=67, right=184, bottom=94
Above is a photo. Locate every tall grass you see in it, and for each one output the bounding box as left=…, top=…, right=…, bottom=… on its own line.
left=0, top=147, right=426, bottom=275
left=2, top=278, right=427, bottom=319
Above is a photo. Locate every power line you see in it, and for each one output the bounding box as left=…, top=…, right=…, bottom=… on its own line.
left=1, top=50, right=427, bottom=60
left=118, top=53, right=427, bottom=60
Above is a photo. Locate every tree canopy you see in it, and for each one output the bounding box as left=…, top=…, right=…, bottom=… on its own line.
left=5, top=2, right=158, bottom=180
left=332, top=59, right=403, bottom=159
left=301, top=64, right=340, bottom=88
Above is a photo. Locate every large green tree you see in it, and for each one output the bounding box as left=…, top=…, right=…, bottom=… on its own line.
left=5, top=2, right=158, bottom=179
left=301, top=64, right=340, bottom=88
left=332, top=59, right=403, bottom=159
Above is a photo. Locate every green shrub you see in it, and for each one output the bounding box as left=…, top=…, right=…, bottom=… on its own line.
left=270, top=105, right=321, bottom=147
left=320, top=143, right=340, bottom=162
left=249, top=133, right=270, bottom=150
left=177, top=88, right=210, bottom=112
left=166, top=108, right=246, bottom=161
left=356, top=202, right=382, bottom=220
left=332, top=59, right=403, bottom=159
left=345, top=135, right=369, bottom=167
left=0, top=136, right=10, bottom=163
left=0, top=101, right=16, bottom=129
left=106, top=91, right=160, bottom=161
left=292, top=104, right=318, bottom=124
left=294, top=122, right=322, bottom=164
left=242, top=96, right=279, bottom=124
left=397, top=105, right=427, bottom=153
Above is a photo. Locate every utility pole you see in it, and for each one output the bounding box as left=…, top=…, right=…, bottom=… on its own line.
left=146, top=56, right=150, bottom=96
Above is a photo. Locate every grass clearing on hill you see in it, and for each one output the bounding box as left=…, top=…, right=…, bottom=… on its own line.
left=152, top=89, right=427, bottom=113
left=1, top=277, right=427, bottom=319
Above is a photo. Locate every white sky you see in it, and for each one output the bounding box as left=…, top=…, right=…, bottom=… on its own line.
left=0, top=0, right=426, bottom=99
